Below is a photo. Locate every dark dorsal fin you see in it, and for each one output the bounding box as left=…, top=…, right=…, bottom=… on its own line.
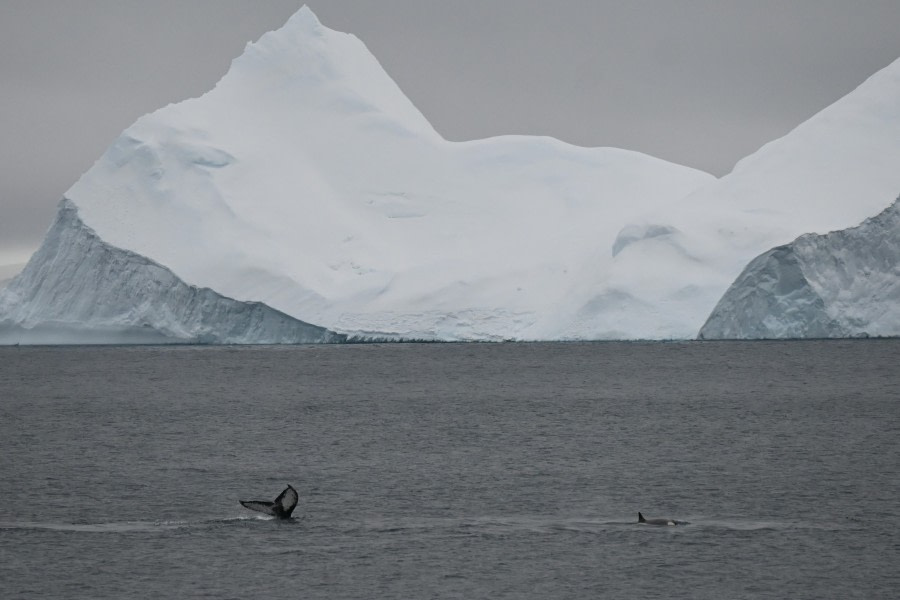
left=638, top=512, right=646, bottom=523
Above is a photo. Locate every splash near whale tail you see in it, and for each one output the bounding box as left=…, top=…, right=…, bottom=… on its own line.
left=240, top=485, right=298, bottom=519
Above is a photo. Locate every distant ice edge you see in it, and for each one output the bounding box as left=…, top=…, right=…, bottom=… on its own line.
left=0, top=199, right=345, bottom=345
left=699, top=195, right=900, bottom=340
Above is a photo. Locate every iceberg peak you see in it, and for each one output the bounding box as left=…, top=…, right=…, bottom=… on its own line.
left=285, top=5, right=324, bottom=34
left=246, top=4, right=329, bottom=59
left=211, top=4, right=437, bottom=139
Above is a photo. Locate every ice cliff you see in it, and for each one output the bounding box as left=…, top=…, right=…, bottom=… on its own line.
left=699, top=196, right=900, bottom=339
left=0, top=200, right=342, bottom=344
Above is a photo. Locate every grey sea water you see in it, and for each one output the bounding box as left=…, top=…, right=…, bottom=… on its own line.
left=1, top=340, right=898, bottom=599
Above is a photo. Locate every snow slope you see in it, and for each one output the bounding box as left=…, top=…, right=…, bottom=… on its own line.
left=699, top=195, right=900, bottom=339
left=0, top=200, right=342, bottom=344
left=612, top=54, right=900, bottom=337
left=45, top=6, right=713, bottom=341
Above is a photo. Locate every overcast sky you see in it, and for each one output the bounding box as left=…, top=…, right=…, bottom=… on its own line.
left=2, top=0, right=900, bottom=266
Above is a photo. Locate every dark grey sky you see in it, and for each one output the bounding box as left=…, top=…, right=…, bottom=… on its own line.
left=2, top=0, right=900, bottom=265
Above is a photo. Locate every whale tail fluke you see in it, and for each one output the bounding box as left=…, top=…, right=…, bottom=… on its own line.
left=240, top=485, right=299, bottom=519
left=239, top=499, right=278, bottom=516
left=274, top=485, right=299, bottom=517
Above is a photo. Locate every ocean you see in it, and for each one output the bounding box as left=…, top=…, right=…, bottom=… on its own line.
left=1, top=340, right=898, bottom=598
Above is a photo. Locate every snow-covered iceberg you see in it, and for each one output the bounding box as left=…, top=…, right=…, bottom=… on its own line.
left=2, top=5, right=899, bottom=343
left=0, top=6, right=713, bottom=343
left=699, top=196, right=900, bottom=339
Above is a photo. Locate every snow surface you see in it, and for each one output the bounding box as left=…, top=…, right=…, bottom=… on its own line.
left=4, top=5, right=900, bottom=341
left=700, top=195, right=900, bottom=339
left=0, top=200, right=342, bottom=345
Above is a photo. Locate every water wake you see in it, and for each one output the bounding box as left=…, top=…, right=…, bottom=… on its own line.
left=0, top=515, right=277, bottom=534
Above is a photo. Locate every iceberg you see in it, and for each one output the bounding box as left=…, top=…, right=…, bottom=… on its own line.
left=0, top=6, right=713, bottom=343
left=1, top=5, right=899, bottom=343
left=699, top=196, right=900, bottom=339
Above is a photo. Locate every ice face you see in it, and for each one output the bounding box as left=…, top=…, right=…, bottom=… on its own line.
left=0, top=200, right=343, bottom=345
left=700, top=196, right=900, bottom=339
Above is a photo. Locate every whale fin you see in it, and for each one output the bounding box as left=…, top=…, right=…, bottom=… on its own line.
left=239, top=500, right=277, bottom=516
left=638, top=511, right=678, bottom=526
left=274, top=485, right=299, bottom=518
left=240, top=485, right=298, bottom=518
